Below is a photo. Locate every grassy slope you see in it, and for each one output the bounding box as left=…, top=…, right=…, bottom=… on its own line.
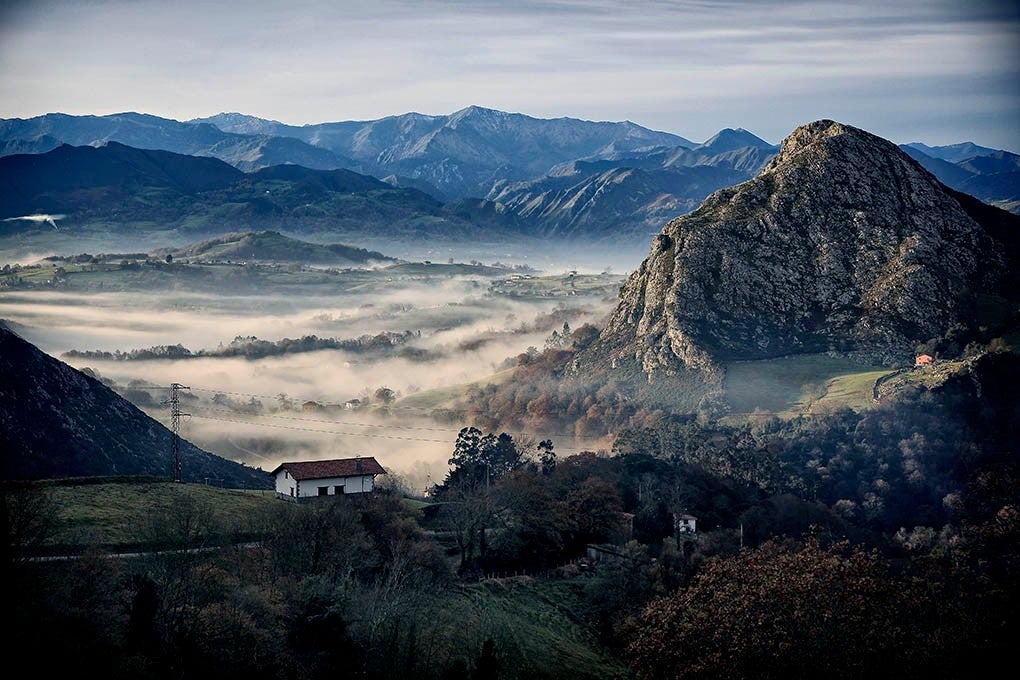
left=41, top=480, right=277, bottom=550
left=28, top=481, right=623, bottom=677
left=422, top=579, right=626, bottom=680
left=489, top=272, right=622, bottom=300
left=724, top=354, right=894, bottom=416
left=1, top=259, right=515, bottom=294
left=397, top=367, right=517, bottom=412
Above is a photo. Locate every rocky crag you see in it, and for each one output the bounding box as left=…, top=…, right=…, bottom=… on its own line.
left=572, top=120, right=1017, bottom=386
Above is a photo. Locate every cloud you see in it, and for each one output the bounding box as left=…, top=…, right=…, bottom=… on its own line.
left=0, top=0, right=1016, bottom=149
left=3, top=214, right=65, bottom=229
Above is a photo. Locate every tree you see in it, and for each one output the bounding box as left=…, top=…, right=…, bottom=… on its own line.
left=627, top=539, right=912, bottom=680
left=537, top=439, right=556, bottom=475
left=570, top=323, right=600, bottom=351
left=1, top=485, right=55, bottom=567
left=446, top=428, right=524, bottom=487
left=374, top=387, right=397, bottom=406
left=437, top=428, right=528, bottom=570
left=449, top=427, right=484, bottom=470
left=543, top=329, right=562, bottom=350
left=561, top=476, right=624, bottom=550
left=473, top=638, right=499, bottom=680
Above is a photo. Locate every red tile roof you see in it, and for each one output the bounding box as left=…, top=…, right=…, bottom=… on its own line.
left=270, top=457, right=386, bottom=480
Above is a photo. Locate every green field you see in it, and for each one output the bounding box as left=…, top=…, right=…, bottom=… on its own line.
left=0, top=256, right=521, bottom=295
left=723, top=354, right=894, bottom=417
left=397, top=367, right=517, bottom=412
left=35, top=479, right=278, bottom=552
left=417, top=578, right=626, bottom=679
left=489, top=272, right=623, bottom=300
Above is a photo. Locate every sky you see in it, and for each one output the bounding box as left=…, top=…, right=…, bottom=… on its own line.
left=0, top=0, right=1017, bottom=150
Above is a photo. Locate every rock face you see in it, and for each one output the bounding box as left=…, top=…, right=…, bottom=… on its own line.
left=573, top=120, right=1011, bottom=379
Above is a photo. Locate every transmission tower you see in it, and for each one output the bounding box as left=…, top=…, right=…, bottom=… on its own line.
left=167, top=383, right=191, bottom=482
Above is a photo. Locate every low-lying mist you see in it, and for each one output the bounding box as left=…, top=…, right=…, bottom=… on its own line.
left=0, top=252, right=626, bottom=486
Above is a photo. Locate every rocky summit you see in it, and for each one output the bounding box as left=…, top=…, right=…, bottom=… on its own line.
left=573, top=120, right=1013, bottom=380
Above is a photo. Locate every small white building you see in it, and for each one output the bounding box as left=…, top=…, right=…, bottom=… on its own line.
left=271, top=456, right=386, bottom=500
left=675, top=513, right=697, bottom=535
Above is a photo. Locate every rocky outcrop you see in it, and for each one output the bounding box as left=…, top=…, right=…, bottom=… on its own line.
left=573, top=120, right=1012, bottom=380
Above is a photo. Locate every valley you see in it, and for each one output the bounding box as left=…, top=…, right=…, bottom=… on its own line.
left=0, top=238, right=628, bottom=490
left=4, top=0, right=1019, bottom=673
left=2, top=112, right=1018, bottom=680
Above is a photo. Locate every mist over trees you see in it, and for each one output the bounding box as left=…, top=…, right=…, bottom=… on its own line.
left=63, top=330, right=426, bottom=362
left=5, top=341, right=1019, bottom=678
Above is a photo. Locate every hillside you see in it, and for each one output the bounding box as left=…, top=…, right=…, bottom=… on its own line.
left=0, top=326, right=270, bottom=487
left=572, top=120, right=1020, bottom=386
left=156, top=230, right=394, bottom=265
left=0, top=142, right=511, bottom=241
left=0, top=141, right=242, bottom=217
left=487, top=163, right=752, bottom=239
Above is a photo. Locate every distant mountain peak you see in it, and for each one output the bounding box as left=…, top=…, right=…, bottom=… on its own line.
left=904, top=141, right=1002, bottom=163
left=698, top=127, right=776, bottom=153
left=451, top=104, right=505, bottom=116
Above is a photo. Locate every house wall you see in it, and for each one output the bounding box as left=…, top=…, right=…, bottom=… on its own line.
left=275, top=472, right=376, bottom=498
left=274, top=470, right=296, bottom=497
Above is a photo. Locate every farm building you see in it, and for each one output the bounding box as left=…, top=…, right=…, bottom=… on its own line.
left=271, top=456, right=386, bottom=500
left=675, top=513, right=697, bottom=534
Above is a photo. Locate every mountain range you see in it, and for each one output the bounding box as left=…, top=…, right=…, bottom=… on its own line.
left=900, top=145, right=1020, bottom=212
left=0, top=325, right=270, bottom=486
left=0, top=142, right=512, bottom=241
left=0, top=107, right=1016, bottom=246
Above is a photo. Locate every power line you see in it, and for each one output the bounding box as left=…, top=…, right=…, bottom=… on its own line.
left=155, top=384, right=830, bottom=419
left=142, top=382, right=818, bottom=458
left=188, top=412, right=590, bottom=453
left=189, top=413, right=453, bottom=443
left=164, top=383, right=190, bottom=482
left=136, top=379, right=614, bottom=445
left=192, top=407, right=465, bottom=433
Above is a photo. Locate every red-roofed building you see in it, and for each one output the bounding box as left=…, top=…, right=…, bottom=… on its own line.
left=270, top=456, right=386, bottom=500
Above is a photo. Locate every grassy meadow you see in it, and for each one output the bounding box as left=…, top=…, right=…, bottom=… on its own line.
left=723, top=354, right=894, bottom=417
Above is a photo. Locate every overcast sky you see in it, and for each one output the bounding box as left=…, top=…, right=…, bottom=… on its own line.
left=1, top=0, right=1017, bottom=149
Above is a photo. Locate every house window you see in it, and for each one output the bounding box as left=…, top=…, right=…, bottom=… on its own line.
left=318, top=486, right=329, bottom=496
left=289, top=487, right=294, bottom=496
left=285, top=470, right=289, bottom=479
left=334, top=485, right=345, bottom=495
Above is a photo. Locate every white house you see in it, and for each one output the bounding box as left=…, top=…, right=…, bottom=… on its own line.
left=675, top=513, right=697, bottom=534
left=271, top=456, right=386, bottom=500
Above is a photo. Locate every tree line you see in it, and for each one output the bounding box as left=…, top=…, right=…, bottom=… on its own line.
left=63, top=330, right=426, bottom=362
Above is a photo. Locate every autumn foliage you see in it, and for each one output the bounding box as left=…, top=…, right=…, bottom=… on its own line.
left=628, top=539, right=909, bottom=679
